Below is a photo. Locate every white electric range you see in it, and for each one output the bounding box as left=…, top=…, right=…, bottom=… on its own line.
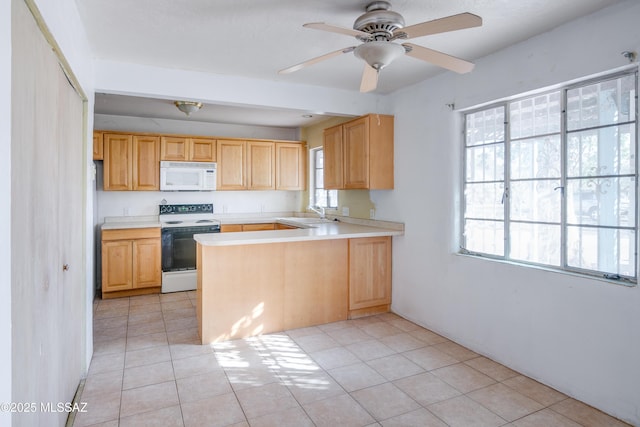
left=159, top=203, right=221, bottom=293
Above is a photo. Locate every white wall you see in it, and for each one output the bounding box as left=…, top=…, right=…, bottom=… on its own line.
left=0, top=0, right=12, bottom=424
left=97, top=189, right=301, bottom=223
left=373, top=1, right=640, bottom=424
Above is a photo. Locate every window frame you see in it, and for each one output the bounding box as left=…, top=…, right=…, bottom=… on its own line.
left=460, top=70, right=639, bottom=284
left=309, top=146, right=338, bottom=209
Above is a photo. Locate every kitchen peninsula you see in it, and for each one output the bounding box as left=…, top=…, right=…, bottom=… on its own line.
left=194, top=218, right=403, bottom=344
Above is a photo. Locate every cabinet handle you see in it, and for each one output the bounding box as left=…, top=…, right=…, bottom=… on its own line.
left=63, top=264, right=70, bottom=272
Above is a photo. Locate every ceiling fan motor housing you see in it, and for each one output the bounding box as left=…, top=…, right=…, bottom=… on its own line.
left=354, top=1, right=405, bottom=41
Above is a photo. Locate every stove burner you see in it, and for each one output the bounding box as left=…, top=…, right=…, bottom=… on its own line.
left=165, top=220, right=183, bottom=224
left=196, top=219, right=214, bottom=223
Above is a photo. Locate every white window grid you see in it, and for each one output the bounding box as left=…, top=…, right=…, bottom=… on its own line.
left=461, top=70, right=638, bottom=283
left=309, top=147, right=338, bottom=209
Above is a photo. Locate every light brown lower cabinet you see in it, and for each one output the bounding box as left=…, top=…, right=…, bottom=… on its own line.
left=348, top=236, right=392, bottom=317
left=221, top=223, right=279, bottom=232
left=102, top=227, right=161, bottom=299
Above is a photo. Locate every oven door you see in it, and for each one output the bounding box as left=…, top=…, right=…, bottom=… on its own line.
left=161, top=225, right=220, bottom=272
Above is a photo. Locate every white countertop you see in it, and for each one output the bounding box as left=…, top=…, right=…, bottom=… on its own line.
left=101, top=214, right=405, bottom=245
left=101, top=215, right=160, bottom=230
left=194, top=219, right=403, bottom=246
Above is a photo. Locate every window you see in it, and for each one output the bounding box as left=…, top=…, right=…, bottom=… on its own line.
left=310, top=147, right=338, bottom=208
left=462, top=71, right=638, bottom=282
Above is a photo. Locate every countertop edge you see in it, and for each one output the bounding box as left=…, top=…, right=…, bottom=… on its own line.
left=194, top=225, right=403, bottom=247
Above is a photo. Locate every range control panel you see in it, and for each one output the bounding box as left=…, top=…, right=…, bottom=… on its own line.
left=159, top=204, right=213, bottom=215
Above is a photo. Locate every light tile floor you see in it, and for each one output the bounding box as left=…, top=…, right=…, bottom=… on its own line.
left=73, top=291, right=630, bottom=427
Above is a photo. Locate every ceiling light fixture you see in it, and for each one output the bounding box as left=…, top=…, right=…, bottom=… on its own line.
left=354, top=41, right=406, bottom=71
left=174, top=100, right=203, bottom=117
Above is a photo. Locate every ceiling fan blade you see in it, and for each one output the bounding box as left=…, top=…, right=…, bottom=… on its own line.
left=394, top=13, right=482, bottom=40
left=360, top=65, right=378, bottom=93
left=303, top=22, right=372, bottom=40
left=403, top=43, right=475, bottom=74
left=278, top=46, right=356, bottom=74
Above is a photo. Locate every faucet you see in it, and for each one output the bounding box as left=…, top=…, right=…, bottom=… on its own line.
left=308, top=205, right=326, bottom=219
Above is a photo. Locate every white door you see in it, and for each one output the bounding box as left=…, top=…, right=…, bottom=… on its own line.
left=11, top=0, right=86, bottom=425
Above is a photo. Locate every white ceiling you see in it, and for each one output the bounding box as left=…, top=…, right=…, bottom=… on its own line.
left=80, top=0, right=623, bottom=127
left=94, top=93, right=333, bottom=128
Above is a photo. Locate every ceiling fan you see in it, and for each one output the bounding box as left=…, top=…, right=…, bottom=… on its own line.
left=279, top=1, right=482, bottom=92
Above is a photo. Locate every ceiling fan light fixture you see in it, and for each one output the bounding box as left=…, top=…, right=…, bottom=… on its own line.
left=354, top=41, right=405, bottom=70
left=174, top=100, right=203, bottom=116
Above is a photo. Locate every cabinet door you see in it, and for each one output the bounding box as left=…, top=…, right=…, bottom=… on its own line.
left=343, top=116, right=370, bottom=189
left=217, top=140, right=246, bottom=190
left=323, top=125, right=344, bottom=189
left=161, top=136, right=189, bottom=161
left=190, top=138, right=216, bottom=162
left=93, top=131, right=103, bottom=160
left=349, top=237, right=391, bottom=310
left=247, top=141, right=275, bottom=190
left=133, top=135, right=160, bottom=191
left=103, top=133, right=132, bottom=190
left=276, top=143, right=305, bottom=190
left=102, top=240, right=133, bottom=292
left=132, top=238, right=161, bottom=289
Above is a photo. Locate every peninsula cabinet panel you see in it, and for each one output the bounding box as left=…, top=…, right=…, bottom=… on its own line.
left=103, top=133, right=132, bottom=190
left=93, top=131, right=103, bottom=160
left=283, top=240, right=348, bottom=330
left=198, top=239, right=349, bottom=343
left=323, top=125, right=344, bottom=189
left=247, top=141, right=275, bottom=190
left=276, top=143, right=305, bottom=190
left=198, top=243, right=286, bottom=342
left=217, top=140, right=246, bottom=190
left=133, top=135, right=160, bottom=190
left=349, top=236, right=392, bottom=311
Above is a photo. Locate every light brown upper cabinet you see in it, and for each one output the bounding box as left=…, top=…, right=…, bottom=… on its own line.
left=217, top=140, right=304, bottom=191
left=93, top=131, right=103, bottom=160
left=103, top=133, right=160, bottom=191
left=132, top=135, right=160, bottom=190
left=247, top=141, right=275, bottom=190
left=323, top=114, right=394, bottom=190
left=323, top=126, right=344, bottom=189
left=276, top=142, right=306, bottom=191
left=103, top=133, right=132, bottom=191
left=160, top=136, right=216, bottom=162
left=217, top=140, right=247, bottom=190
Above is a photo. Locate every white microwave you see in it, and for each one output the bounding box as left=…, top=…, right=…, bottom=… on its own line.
left=160, top=161, right=217, bottom=191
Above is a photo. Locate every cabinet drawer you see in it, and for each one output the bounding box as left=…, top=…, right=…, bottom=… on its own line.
left=243, top=223, right=275, bottom=231
left=102, top=227, right=160, bottom=241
